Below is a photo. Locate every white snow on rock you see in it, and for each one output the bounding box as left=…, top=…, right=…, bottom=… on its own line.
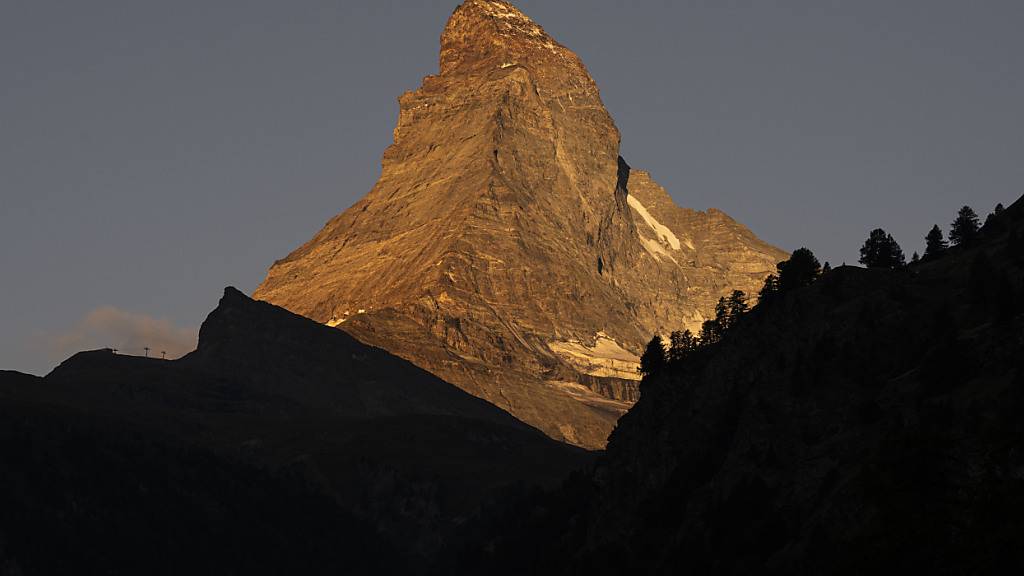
left=641, top=237, right=678, bottom=264
left=628, top=195, right=681, bottom=251
left=549, top=333, right=642, bottom=381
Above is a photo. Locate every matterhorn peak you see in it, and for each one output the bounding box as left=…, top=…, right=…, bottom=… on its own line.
left=255, top=1, right=786, bottom=448
left=440, top=0, right=575, bottom=78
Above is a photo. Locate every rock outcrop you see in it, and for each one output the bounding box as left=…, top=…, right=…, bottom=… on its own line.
left=255, top=0, right=785, bottom=448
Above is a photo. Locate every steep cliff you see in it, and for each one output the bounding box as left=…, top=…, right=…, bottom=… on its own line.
left=255, top=0, right=785, bottom=448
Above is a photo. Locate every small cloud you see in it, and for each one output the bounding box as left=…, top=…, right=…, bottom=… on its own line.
left=46, top=307, right=198, bottom=361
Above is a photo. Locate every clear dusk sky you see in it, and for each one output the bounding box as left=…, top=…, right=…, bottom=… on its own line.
left=2, top=0, right=1022, bottom=375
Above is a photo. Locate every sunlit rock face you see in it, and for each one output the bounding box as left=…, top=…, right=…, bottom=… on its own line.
left=255, top=0, right=785, bottom=448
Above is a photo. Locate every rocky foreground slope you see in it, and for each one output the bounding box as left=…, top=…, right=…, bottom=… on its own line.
left=255, top=0, right=785, bottom=449
left=0, top=289, right=589, bottom=575
left=444, top=197, right=1024, bottom=574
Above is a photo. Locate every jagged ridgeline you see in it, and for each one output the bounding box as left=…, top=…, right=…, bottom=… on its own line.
left=254, top=0, right=785, bottom=448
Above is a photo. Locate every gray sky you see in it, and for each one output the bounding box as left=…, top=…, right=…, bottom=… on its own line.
left=3, top=1, right=1022, bottom=375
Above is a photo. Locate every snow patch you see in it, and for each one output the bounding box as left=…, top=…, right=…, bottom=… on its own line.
left=549, top=333, right=641, bottom=381
left=628, top=195, right=681, bottom=251
left=641, top=238, right=678, bottom=264
left=327, top=309, right=363, bottom=328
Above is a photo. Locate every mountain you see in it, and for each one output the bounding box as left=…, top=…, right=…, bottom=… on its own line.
left=254, top=0, right=786, bottom=449
left=0, top=288, right=591, bottom=574
left=444, top=197, right=1024, bottom=574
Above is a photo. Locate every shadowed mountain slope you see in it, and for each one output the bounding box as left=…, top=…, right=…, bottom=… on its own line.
left=255, top=0, right=785, bottom=449
left=0, top=288, right=591, bottom=574
left=442, top=197, right=1024, bottom=575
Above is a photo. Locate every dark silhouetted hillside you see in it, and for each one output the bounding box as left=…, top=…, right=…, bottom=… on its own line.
left=443, top=196, right=1024, bottom=575
left=0, top=289, right=591, bottom=575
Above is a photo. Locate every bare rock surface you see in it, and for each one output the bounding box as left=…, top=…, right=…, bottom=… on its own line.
left=255, top=0, right=785, bottom=448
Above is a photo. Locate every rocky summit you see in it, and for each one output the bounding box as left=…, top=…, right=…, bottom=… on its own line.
left=254, top=0, right=785, bottom=448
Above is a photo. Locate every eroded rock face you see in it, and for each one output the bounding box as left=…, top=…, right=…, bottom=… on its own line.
left=255, top=0, right=785, bottom=448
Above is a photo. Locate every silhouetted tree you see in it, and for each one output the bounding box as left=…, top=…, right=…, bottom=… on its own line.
left=924, top=225, right=948, bottom=259
left=714, top=297, right=729, bottom=327
left=697, top=290, right=750, bottom=346
left=699, top=318, right=721, bottom=346
left=822, top=262, right=832, bottom=274
left=727, top=290, right=749, bottom=323
left=639, top=335, right=667, bottom=378
left=759, top=274, right=780, bottom=304
left=778, top=248, right=821, bottom=292
left=668, top=330, right=699, bottom=364
left=984, top=214, right=1002, bottom=235
left=984, top=203, right=1009, bottom=235
left=911, top=252, right=920, bottom=264
left=950, top=206, right=980, bottom=246
left=859, top=228, right=906, bottom=269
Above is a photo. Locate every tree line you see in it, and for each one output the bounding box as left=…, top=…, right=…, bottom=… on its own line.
left=640, top=246, right=825, bottom=378
left=859, top=204, right=997, bottom=268
left=640, top=201, right=1018, bottom=379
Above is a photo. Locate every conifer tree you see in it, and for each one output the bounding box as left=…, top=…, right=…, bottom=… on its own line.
left=639, top=335, right=667, bottom=378
left=984, top=203, right=1009, bottom=235
left=727, top=290, right=749, bottom=323
left=950, top=206, right=980, bottom=246
left=911, top=252, right=920, bottom=264
left=924, top=225, right=948, bottom=258
left=699, top=319, right=721, bottom=346
left=704, top=291, right=750, bottom=336
left=777, top=248, right=821, bottom=292
left=714, top=297, right=730, bottom=329
left=668, top=330, right=699, bottom=364
left=759, top=274, right=780, bottom=304
left=859, top=228, right=905, bottom=269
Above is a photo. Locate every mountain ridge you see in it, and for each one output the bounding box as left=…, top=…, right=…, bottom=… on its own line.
left=1, top=286, right=591, bottom=572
